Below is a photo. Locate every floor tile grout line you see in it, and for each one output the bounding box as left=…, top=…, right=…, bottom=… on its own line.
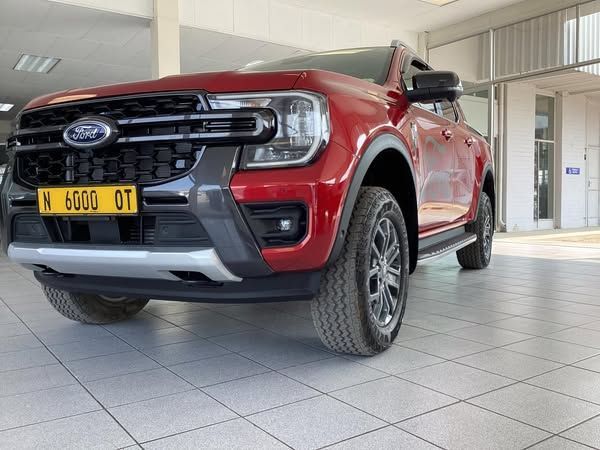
left=320, top=423, right=447, bottom=450
left=523, top=434, right=598, bottom=450
left=98, top=322, right=299, bottom=449
left=0, top=408, right=105, bottom=434
left=0, top=301, right=142, bottom=447
left=463, top=396, right=600, bottom=438
left=117, top=310, right=443, bottom=446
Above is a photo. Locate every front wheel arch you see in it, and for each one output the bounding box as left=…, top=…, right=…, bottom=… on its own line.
left=328, top=135, right=419, bottom=273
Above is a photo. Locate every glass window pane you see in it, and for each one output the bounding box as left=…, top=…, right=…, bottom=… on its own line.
left=240, top=47, right=394, bottom=85
left=437, top=100, right=457, bottom=122
left=459, top=89, right=489, bottom=138
left=429, top=33, right=490, bottom=84
left=536, top=142, right=555, bottom=220
left=535, top=95, right=555, bottom=141
left=579, top=0, right=600, bottom=63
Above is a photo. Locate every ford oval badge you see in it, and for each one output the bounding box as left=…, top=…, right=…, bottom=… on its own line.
left=63, top=117, right=118, bottom=150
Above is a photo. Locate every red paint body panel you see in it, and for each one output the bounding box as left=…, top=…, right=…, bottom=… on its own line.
left=24, top=48, right=493, bottom=274
left=24, top=71, right=305, bottom=110
left=231, top=141, right=356, bottom=272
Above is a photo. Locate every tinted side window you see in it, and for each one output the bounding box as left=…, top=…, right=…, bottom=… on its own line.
left=437, top=100, right=458, bottom=122
left=242, top=47, right=394, bottom=85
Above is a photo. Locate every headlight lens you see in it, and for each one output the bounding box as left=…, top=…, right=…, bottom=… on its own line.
left=207, top=91, right=329, bottom=169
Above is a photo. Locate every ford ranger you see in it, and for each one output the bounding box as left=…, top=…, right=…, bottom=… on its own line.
left=1, top=41, right=495, bottom=355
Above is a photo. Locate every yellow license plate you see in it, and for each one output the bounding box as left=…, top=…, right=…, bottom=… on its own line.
left=37, top=185, right=138, bottom=215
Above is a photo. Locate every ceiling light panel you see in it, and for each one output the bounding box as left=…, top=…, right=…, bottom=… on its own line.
left=0, top=104, right=15, bottom=112
left=13, top=54, right=61, bottom=73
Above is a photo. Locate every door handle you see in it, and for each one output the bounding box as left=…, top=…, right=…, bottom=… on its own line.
left=442, top=129, right=453, bottom=140
left=465, top=137, right=474, bottom=147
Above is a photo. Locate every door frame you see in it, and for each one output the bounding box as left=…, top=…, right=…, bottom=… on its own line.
left=534, top=92, right=557, bottom=229
left=586, top=145, right=600, bottom=227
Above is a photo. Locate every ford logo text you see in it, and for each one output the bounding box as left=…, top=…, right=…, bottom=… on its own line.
left=63, top=117, right=118, bottom=150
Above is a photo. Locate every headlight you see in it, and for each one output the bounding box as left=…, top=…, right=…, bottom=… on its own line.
left=207, top=91, right=330, bottom=169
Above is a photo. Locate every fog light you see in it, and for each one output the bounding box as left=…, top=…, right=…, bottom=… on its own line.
left=276, top=218, right=293, bottom=232
left=240, top=202, right=307, bottom=248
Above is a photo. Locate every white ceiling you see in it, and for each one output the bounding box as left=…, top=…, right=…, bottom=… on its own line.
left=0, top=0, right=310, bottom=121
left=0, top=0, right=598, bottom=126
left=277, top=0, right=528, bottom=32
left=533, top=69, right=600, bottom=98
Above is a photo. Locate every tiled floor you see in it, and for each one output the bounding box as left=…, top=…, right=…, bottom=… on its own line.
left=1, top=239, right=600, bottom=449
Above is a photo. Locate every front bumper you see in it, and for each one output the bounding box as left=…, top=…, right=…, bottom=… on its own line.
left=8, top=243, right=241, bottom=282
left=34, top=270, right=321, bottom=303
left=1, top=146, right=273, bottom=278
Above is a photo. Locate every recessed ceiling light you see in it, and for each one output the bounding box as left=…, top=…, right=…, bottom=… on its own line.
left=419, top=0, right=456, bottom=5
left=13, top=54, right=60, bottom=74
left=0, top=103, right=15, bottom=112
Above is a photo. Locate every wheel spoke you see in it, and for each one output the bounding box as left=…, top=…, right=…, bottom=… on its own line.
left=369, top=267, right=379, bottom=278
left=371, top=241, right=381, bottom=259
left=383, top=285, right=397, bottom=314
left=373, top=295, right=384, bottom=321
left=387, top=266, right=401, bottom=277
left=386, top=275, right=400, bottom=290
left=379, top=290, right=389, bottom=321
left=386, top=246, right=400, bottom=264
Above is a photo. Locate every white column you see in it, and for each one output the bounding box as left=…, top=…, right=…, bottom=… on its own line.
left=151, top=0, right=180, bottom=79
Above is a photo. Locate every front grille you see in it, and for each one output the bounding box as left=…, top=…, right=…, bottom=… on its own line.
left=13, top=93, right=275, bottom=187
left=18, top=142, right=201, bottom=186
left=20, top=94, right=201, bottom=129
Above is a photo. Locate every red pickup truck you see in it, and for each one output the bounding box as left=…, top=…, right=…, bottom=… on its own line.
left=1, top=41, right=495, bottom=355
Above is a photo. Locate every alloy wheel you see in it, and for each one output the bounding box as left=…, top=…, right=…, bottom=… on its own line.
left=368, top=217, right=402, bottom=327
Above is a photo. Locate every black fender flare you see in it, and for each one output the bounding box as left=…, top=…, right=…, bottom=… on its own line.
left=327, top=134, right=416, bottom=266
left=475, top=163, right=495, bottom=222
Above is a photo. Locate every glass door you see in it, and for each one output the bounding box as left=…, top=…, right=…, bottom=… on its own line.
left=534, top=95, right=555, bottom=229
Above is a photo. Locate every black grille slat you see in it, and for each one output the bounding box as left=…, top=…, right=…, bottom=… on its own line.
left=20, top=94, right=200, bottom=129
left=18, top=144, right=202, bottom=186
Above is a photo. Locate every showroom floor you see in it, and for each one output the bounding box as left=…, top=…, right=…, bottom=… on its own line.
left=1, top=239, right=600, bottom=449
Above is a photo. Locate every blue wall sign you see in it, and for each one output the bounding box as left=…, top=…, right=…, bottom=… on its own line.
left=566, top=167, right=581, bottom=175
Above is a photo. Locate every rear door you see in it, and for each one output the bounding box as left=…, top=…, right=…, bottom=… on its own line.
left=446, top=101, right=477, bottom=220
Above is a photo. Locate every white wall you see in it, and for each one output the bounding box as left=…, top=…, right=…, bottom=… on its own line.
left=559, top=94, right=588, bottom=228
left=178, top=0, right=418, bottom=51
left=505, top=83, right=537, bottom=231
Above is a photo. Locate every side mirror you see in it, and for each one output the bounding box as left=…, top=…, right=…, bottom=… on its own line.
left=406, top=71, right=463, bottom=104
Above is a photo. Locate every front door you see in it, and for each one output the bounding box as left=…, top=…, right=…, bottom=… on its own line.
left=412, top=104, right=456, bottom=230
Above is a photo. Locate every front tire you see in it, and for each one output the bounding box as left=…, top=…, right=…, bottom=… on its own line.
left=457, top=192, right=494, bottom=269
left=311, top=187, right=410, bottom=356
left=42, top=285, right=149, bottom=324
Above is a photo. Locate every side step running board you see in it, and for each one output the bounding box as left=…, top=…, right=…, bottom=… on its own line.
left=417, top=232, right=477, bottom=263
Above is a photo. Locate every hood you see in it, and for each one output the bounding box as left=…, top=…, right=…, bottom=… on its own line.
left=23, top=70, right=305, bottom=110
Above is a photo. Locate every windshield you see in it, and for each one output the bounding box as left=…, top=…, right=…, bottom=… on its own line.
left=240, top=47, right=394, bottom=85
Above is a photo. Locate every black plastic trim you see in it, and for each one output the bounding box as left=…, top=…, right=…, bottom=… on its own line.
left=326, top=134, right=415, bottom=266
left=35, top=270, right=322, bottom=303
left=475, top=163, right=495, bottom=223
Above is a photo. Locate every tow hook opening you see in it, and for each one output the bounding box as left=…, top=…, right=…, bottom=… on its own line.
left=169, top=271, right=223, bottom=286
